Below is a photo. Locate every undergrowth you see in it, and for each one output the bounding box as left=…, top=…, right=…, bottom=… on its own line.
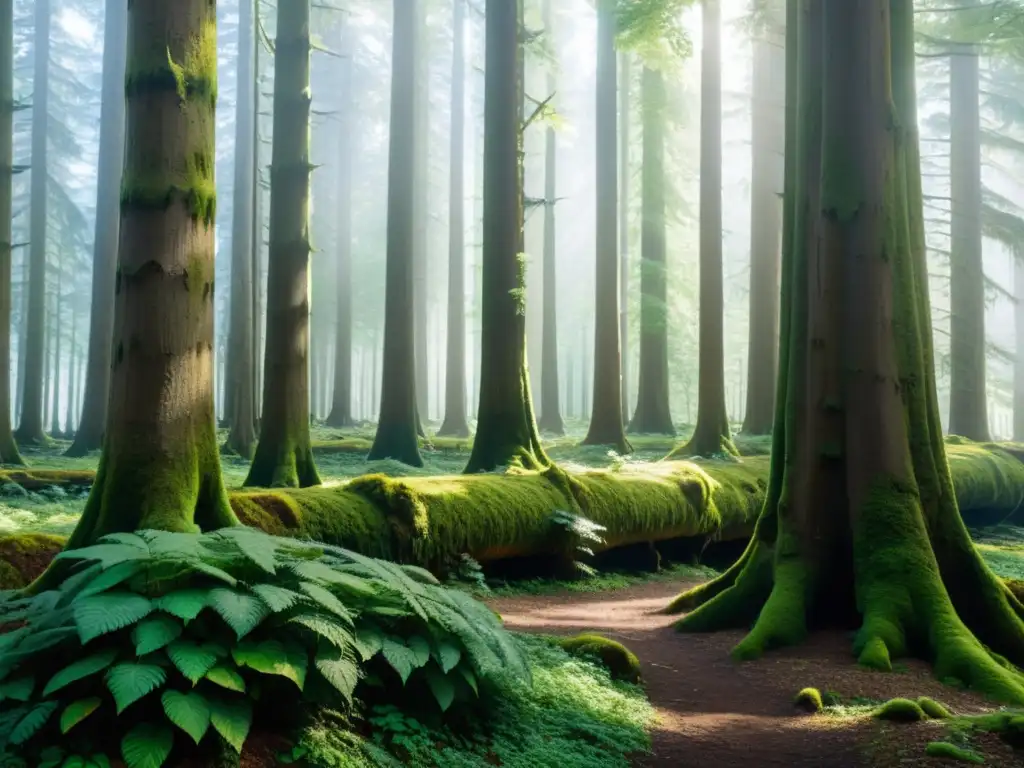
left=488, top=562, right=719, bottom=597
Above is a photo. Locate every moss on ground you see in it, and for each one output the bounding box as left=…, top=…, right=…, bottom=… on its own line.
left=924, top=741, right=985, bottom=763
left=0, top=532, right=66, bottom=588
left=794, top=687, right=824, bottom=712
left=556, top=634, right=643, bottom=683
left=919, top=696, right=953, bottom=719
left=874, top=698, right=929, bottom=722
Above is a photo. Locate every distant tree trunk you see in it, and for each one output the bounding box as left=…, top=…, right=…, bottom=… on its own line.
left=251, top=27, right=263, bottom=433
left=619, top=52, right=630, bottom=426
left=370, top=0, right=424, bottom=466
left=43, top=300, right=50, bottom=428
left=438, top=0, right=469, bottom=438
left=246, top=0, right=321, bottom=487
left=0, top=0, right=22, bottom=463
left=630, top=67, right=674, bottom=435
left=1016, top=248, right=1024, bottom=441
left=65, top=316, right=76, bottom=435
left=16, top=0, right=50, bottom=446
left=741, top=35, right=784, bottom=436
left=464, top=0, right=548, bottom=473
left=51, top=0, right=237, bottom=557
left=326, top=25, right=354, bottom=428
left=225, top=0, right=257, bottom=459
left=413, top=0, right=430, bottom=430
left=948, top=36, right=989, bottom=441
left=537, top=0, right=563, bottom=436
left=67, top=0, right=125, bottom=457
left=674, top=0, right=734, bottom=457
left=50, top=268, right=61, bottom=436
left=582, top=0, right=630, bottom=452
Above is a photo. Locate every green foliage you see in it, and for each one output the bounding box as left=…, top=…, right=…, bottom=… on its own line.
left=793, top=687, right=823, bottom=713
left=0, top=528, right=528, bottom=766
left=550, top=510, right=606, bottom=578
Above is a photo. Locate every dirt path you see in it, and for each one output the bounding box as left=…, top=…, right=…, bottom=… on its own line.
left=489, top=579, right=1018, bottom=768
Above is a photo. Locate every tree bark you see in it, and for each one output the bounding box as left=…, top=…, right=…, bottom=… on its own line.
left=0, top=0, right=22, bottom=463
left=65, top=315, right=76, bottom=436
left=947, top=33, right=989, bottom=441
left=675, top=0, right=733, bottom=457
left=16, top=0, right=50, bottom=446
left=246, top=0, right=320, bottom=487
left=1015, top=248, right=1024, bottom=441
left=49, top=267, right=61, bottom=436
left=54, top=0, right=237, bottom=555
left=619, top=53, right=631, bottom=426
left=582, top=0, right=630, bottom=452
left=741, top=34, right=784, bottom=436
left=326, top=23, right=354, bottom=429
left=438, top=0, right=470, bottom=438
left=224, top=0, right=257, bottom=459
left=370, top=0, right=424, bottom=466
left=630, top=67, right=674, bottom=435
left=67, top=0, right=126, bottom=456
left=670, top=0, right=1024, bottom=704
left=413, top=0, right=430, bottom=429
left=463, top=0, right=548, bottom=473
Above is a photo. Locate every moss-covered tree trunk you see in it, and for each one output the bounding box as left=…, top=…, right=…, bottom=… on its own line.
left=56, top=0, right=238, bottom=555
left=15, top=0, right=50, bottom=446
left=630, top=67, right=673, bottom=436
left=947, top=34, right=989, bottom=441
left=225, top=0, right=257, bottom=458
left=669, top=0, right=1024, bottom=703
left=68, top=0, right=125, bottom=457
left=537, top=0, right=564, bottom=437
left=674, top=0, right=733, bottom=458
left=0, top=0, right=22, bottom=464
left=463, top=0, right=549, bottom=474
left=741, top=34, right=783, bottom=437
left=245, top=0, right=321, bottom=487
left=370, top=0, right=424, bottom=467
left=326, top=26, right=355, bottom=429
left=582, top=0, right=631, bottom=453
left=619, top=52, right=631, bottom=427
left=438, top=0, right=469, bottom=438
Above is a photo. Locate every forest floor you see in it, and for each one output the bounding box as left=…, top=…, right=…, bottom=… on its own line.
left=490, top=578, right=1023, bottom=768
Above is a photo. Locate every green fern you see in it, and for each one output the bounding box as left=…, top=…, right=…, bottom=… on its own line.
left=8, top=701, right=58, bottom=745
left=73, top=593, right=154, bottom=644
left=105, top=663, right=167, bottom=713
left=165, top=640, right=219, bottom=684
left=131, top=614, right=183, bottom=656
left=206, top=588, right=269, bottom=639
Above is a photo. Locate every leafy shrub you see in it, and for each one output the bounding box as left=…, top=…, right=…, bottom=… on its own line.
left=550, top=510, right=606, bottom=578
left=0, top=528, right=528, bottom=767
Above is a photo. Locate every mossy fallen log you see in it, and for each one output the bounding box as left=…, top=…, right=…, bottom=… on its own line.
left=2, top=443, right=1023, bottom=587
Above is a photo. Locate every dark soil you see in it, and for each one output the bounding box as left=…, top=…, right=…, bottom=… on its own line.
left=489, top=579, right=1021, bottom=768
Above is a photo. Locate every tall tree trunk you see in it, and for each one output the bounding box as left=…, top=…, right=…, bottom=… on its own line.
left=947, top=33, right=989, bottom=441
left=619, top=52, right=631, bottom=426
left=49, top=267, right=61, bottom=436
left=741, top=34, right=784, bottom=436
left=670, top=0, right=1024, bottom=702
left=537, top=0, right=563, bottom=437
left=225, top=0, right=257, bottom=458
left=582, top=0, right=630, bottom=452
left=1015, top=248, right=1024, bottom=441
left=326, top=24, right=354, bottom=428
left=251, top=23, right=263, bottom=434
left=16, top=0, right=50, bottom=445
left=0, top=0, right=22, bottom=463
left=52, top=0, right=237, bottom=557
left=464, top=0, right=548, bottom=473
left=370, top=0, right=424, bottom=466
left=438, top=0, right=469, bottom=438
left=413, top=0, right=430, bottom=431
left=675, top=0, right=733, bottom=457
left=65, top=315, right=76, bottom=436
left=629, top=67, right=674, bottom=435
left=67, top=0, right=126, bottom=456
left=43, top=298, right=50, bottom=429
left=246, top=0, right=321, bottom=487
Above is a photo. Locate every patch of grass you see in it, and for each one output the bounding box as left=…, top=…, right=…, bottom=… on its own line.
left=297, top=634, right=653, bottom=768
left=488, top=562, right=718, bottom=597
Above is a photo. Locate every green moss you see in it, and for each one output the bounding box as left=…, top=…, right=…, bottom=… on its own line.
left=124, top=15, right=217, bottom=105
left=873, top=698, right=928, bottom=722
left=555, top=634, right=642, bottom=683
left=794, top=687, right=823, bottom=713
left=0, top=533, right=66, bottom=588
left=924, top=742, right=985, bottom=763
left=917, top=696, right=952, bottom=719
left=121, top=150, right=216, bottom=227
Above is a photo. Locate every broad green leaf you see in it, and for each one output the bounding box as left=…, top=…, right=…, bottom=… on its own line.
left=121, top=722, right=173, bottom=768
left=132, top=614, right=183, bottom=656
left=43, top=649, right=119, bottom=696
left=433, top=640, right=462, bottom=674
left=97, top=532, right=149, bottom=549
left=298, top=581, right=351, bottom=621
left=56, top=543, right=147, bottom=567
left=207, top=587, right=269, bottom=639
left=153, top=590, right=208, bottom=623
left=184, top=559, right=238, bottom=586
left=406, top=635, right=430, bottom=667
left=353, top=623, right=384, bottom=661
left=457, top=663, right=478, bottom=696
left=315, top=648, right=359, bottom=703
left=105, top=663, right=167, bottom=713
left=37, top=745, right=64, bottom=768
left=166, top=640, right=219, bottom=684
left=0, top=675, right=34, bottom=702
left=425, top=666, right=456, bottom=712
left=250, top=583, right=302, bottom=613
left=9, top=700, right=58, bottom=744
left=161, top=689, right=211, bottom=744
left=73, top=592, right=154, bottom=644
left=209, top=695, right=253, bottom=753
left=205, top=663, right=246, bottom=693
left=217, top=528, right=278, bottom=573
left=400, top=565, right=440, bottom=585
left=60, top=697, right=102, bottom=733
left=288, top=614, right=354, bottom=650
left=232, top=639, right=307, bottom=690
left=78, top=560, right=143, bottom=598
left=381, top=638, right=420, bottom=684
